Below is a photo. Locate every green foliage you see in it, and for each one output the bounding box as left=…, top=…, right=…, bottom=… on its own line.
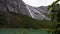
left=48, top=0, right=60, bottom=34
left=48, top=0, right=60, bottom=22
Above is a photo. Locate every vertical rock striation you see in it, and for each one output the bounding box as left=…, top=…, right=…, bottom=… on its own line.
left=0, top=0, right=50, bottom=20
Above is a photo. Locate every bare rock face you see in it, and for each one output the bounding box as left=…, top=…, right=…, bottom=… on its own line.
left=0, top=0, right=30, bottom=16
left=0, top=0, right=31, bottom=27
left=0, top=0, right=50, bottom=20
left=26, top=5, right=51, bottom=20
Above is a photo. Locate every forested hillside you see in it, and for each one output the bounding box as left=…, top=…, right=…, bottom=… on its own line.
left=0, top=11, right=56, bottom=29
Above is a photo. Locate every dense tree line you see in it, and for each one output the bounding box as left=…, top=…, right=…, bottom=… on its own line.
left=48, top=0, right=60, bottom=34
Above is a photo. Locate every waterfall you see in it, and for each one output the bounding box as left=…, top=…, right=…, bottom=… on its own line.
left=26, top=5, right=35, bottom=18
left=26, top=5, right=51, bottom=20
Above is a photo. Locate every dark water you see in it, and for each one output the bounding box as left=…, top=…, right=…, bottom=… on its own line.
left=0, top=29, right=52, bottom=34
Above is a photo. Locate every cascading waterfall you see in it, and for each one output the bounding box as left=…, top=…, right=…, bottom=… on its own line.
left=26, top=5, right=35, bottom=18
left=26, top=5, right=47, bottom=20
left=26, top=5, right=51, bottom=20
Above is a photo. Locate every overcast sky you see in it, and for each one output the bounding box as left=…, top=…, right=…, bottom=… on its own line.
left=22, top=0, right=57, bottom=7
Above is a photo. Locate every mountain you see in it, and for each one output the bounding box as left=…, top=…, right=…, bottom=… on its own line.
left=26, top=5, right=51, bottom=20
left=0, top=0, right=31, bottom=16
left=0, top=0, right=51, bottom=20
left=0, top=10, right=53, bottom=28
left=0, top=0, right=55, bottom=28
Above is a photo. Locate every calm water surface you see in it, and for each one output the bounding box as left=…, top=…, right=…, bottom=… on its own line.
left=0, top=29, right=52, bottom=34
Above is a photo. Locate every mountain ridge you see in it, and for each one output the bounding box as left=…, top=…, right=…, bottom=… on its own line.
left=0, top=0, right=50, bottom=20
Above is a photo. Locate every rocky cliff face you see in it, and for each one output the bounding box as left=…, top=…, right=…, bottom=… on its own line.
left=26, top=5, right=51, bottom=20
left=0, top=0, right=50, bottom=20
left=0, top=0, right=30, bottom=16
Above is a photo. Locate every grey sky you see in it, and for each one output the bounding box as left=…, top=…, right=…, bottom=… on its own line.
left=22, top=0, right=57, bottom=7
